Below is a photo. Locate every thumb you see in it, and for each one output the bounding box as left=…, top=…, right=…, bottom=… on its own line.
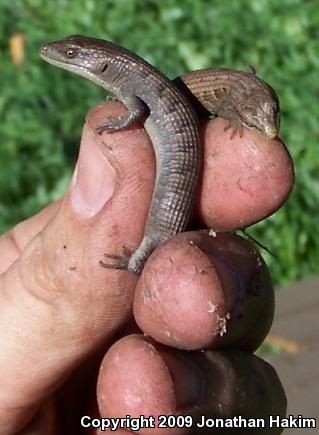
left=0, top=101, right=153, bottom=433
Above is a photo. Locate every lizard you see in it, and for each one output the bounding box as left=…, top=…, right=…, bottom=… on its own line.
left=39, top=35, right=280, bottom=275
left=175, top=65, right=280, bottom=140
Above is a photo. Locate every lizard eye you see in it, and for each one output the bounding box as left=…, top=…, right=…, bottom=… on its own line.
left=100, top=63, right=108, bottom=73
left=64, top=48, right=77, bottom=58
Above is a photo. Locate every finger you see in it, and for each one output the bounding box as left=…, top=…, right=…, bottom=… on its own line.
left=97, top=335, right=186, bottom=435
left=134, top=232, right=274, bottom=351
left=0, top=102, right=155, bottom=433
left=97, top=335, right=286, bottom=435
left=184, top=349, right=287, bottom=435
left=199, top=118, right=294, bottom=230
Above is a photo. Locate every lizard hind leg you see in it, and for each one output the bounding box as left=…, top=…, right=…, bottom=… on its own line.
left=100, top=235, right=159, bottom=276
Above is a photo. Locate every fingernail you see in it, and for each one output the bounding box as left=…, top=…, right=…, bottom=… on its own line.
left=70, top=124, right=116, bottom=216
left=162, top=352, right=203, bottom=408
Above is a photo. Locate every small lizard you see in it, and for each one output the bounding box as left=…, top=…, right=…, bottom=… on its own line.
left=175, top=66, right=280, bottom=139
left=40, top=35, right=280, bottom=275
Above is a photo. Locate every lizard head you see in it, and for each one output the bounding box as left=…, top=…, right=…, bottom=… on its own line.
left=39, top=35, right=132, bottom=88
left=237, top=85, right=281, bottom=139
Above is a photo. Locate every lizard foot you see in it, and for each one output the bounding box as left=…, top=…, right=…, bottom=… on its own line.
left=105, top=95, right=119, bottom=102
left=99, top=247, right=131, bottom=271
left=224, top=119, right=244, bottom=139
left=96, top=115, right=127, bottom=134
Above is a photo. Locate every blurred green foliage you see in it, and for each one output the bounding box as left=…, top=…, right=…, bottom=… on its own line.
left=0, top=0, right=318, bottom=285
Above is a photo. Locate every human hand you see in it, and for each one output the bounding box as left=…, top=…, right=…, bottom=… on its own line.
left=0, top=101, right=293, bottom=434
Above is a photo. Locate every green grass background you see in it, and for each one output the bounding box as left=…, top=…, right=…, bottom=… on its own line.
left=0, top=0, right=318, bottom=285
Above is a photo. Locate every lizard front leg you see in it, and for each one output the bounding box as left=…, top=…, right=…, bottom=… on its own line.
left=96, top=95, right=147, bottom=133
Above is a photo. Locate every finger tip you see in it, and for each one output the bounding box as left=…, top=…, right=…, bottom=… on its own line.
left=134, top=232, right=274, bottom=351
left=201, top=118, right=294, bottom=230
left=97, top=335, right=176, bottom=422
left=134, top=236, right=222, bottom=350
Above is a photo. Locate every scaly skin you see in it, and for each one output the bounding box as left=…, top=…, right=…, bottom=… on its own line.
left=176, top=67, right=280, bottom=139
left=39, top=35, right=280, bottom=275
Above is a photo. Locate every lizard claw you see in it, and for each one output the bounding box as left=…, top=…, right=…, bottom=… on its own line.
left=229, top=126, right=238, bottom=140
left=223, top=120, right=233, bottom=132
left=99, top=247, right=131, bottom=271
